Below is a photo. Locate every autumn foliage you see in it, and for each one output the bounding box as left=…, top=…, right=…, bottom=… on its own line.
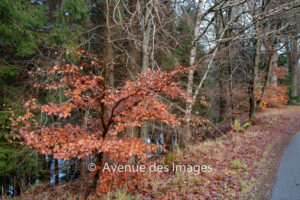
left=258, top=84, right=289, bottom=110
left=258, top=67, right=289, bottom=110
left=9, top=49, right=188, bottom=194
left=6, top=46, right=291, bottom=196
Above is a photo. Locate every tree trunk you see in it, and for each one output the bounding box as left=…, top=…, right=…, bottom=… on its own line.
left=269, top=52, right=278, bottom=86
left=39, top=154, right=49, bottom=182
left=141, top=0, right=153, bottom=143
left=185, top=0, right=204, bottom=141
left=91, top=2, right=114, bottom=185
left=127, top=0, right=142, bottom=79
left=249, top=38, right=261, bottom=119
left=105, top=0, right=114, bottom=89
left=257, top=45, right=277, bottom=109
left=14, top=176, right=21, bottom=196
left=229, top=54, right=234, bottom=122
left=141, top=1, right=152, bottom=72
left=290, top=38, right=298, bottom=99
left=92, top=152, right=104, bottom=189
left=124, top=0, right=141, bottom=137
left=218, top=7, right=233, bottom=122
left=298, top=64, right=300, bottom=98
left=219, top=65, right=228, bottom=122
left=55, top=159, right=59, bottom=185
left=47, top=154, right=54, bottom=183
left=79, top=158, right=86, bottom=178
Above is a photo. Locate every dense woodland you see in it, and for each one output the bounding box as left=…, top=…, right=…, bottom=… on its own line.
left=0, top=0, right=300, bottom=198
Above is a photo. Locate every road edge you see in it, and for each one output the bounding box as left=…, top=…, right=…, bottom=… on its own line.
left=242, top=127, right=300, bottom=200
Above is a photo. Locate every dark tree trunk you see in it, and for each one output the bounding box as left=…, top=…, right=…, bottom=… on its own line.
left=92, top=152, right=104, bottom=189
left=47, top=154, right=54, bottom=183
left=13, top=176, right=21, bottom=196
left=289, top=38, right=298, bottom=101
left=80, top=158, right=86, bottom=178
left=219, top=66, right=228, bottom=122
left=229, top=61, right=235, bottom=122
left=39, top=154, right=49, bottom=182
left=55, top=159, right=59, bottom=185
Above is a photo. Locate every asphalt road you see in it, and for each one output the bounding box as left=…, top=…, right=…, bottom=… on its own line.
left=271, top=130, right=300, bottom=200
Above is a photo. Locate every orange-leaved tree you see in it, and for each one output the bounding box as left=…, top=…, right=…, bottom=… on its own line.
left=9, top=49, right=187, bottom=194
left=257, top=66, right=289, bottom=110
